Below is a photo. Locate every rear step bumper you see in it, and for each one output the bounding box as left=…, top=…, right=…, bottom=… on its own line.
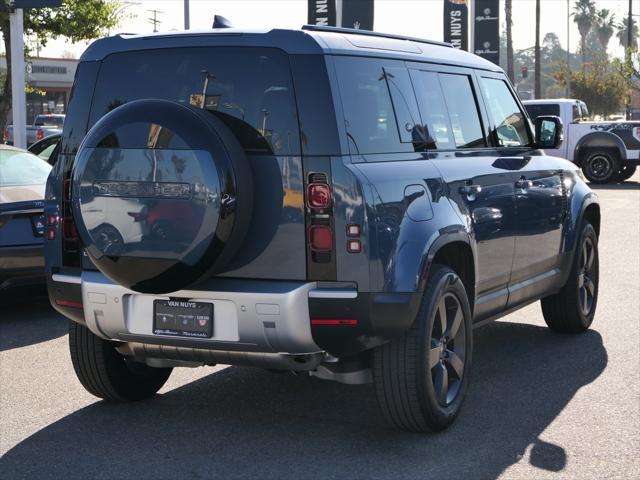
left=77, top=271, right=350, bottom=356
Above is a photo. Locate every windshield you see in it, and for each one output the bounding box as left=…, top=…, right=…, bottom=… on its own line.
left=524, top=104, right=560, bottom=121
left=0, top=149, right=52, bottom=187
left=34, top=114, right=65, bottom=126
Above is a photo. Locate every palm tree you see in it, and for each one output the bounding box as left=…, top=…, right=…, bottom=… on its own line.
left=505, top=0, right=514, bottom=83
left=595, top=9, right=615, bottom=54
left=572, top=0, right=596, bottom=68
left=616, top=17, right=638, bottom=50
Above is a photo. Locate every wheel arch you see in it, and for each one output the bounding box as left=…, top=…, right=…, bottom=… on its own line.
left=423, top=234, right=476, bottom=315
left=574, top=131, right=625, bottom=166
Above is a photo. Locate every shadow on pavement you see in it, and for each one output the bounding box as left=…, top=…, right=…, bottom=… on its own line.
left=0, top=321, right=607, bottom=479
left=0, top=297, right=67, bottom=352
left=588, top=181, right=639, bottom=190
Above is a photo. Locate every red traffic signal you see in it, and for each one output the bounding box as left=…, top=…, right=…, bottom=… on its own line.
left=521, top=66, right=528, bottom=78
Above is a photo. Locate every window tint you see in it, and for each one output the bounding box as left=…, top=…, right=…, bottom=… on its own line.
left=438, top=74, right=485, bottom=149
left=335, top=56, right=414, bottom=155
left=383, top=67, right=422, bottom=145
left=479, top=77, right=530, bottom=147
left=524, top=103, right=560, bottom=120
left=90, top=47, right=299, bottom=155
left=410, top=70, right=455, bottom=150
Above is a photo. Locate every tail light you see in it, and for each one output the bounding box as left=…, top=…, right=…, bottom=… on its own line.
left=306, top=172, right=334, bottom=264
left=62, top=178, right=80, bottom=256
left=37, top=129, right=44, bottom=140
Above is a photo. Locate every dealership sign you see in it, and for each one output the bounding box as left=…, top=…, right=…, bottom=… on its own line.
left=443, top=0, right=468, bottom=51
left=473, top=0, right=500, bottom=65
left=308, top=0, right=336, bottom=26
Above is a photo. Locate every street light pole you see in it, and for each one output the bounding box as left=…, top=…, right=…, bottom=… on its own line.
left=184, top=0, right=190, bottom=30
left=627, top=0, right=633, bottom=120
left=566, top=0, right=571, bottom=98
left=10, top=7, right=26, bottom=149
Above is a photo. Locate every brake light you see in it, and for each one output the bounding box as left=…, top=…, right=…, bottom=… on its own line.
left=309, top=225, right=333, bottom=251
left=311, top=319, right=358, bottom=326
left=307, top=183, right=331, bottom=209
left=37, top=129, right=44, bottom=140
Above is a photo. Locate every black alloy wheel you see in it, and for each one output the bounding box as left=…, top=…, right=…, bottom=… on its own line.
left=582, top=151, right=619, bottom=184
left=429, top=292, right=467, bottom=407
left=577, top=236, right=597, bottom=317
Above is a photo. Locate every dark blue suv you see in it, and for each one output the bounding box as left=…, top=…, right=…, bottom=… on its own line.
left=44, top=24, right=600, bottom=433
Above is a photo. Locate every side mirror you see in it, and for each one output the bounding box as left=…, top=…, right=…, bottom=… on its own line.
left=534, top=115, right=563, bottom=149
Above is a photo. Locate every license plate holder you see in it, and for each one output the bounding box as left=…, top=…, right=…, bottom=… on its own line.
left=153, top=299, right=213, bottom=338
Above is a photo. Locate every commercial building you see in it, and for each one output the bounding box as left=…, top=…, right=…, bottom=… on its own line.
left=0, top=55, right=78, bottom=124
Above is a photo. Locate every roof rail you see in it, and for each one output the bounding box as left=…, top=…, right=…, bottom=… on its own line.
left=301, top=24, right=452, bottom=48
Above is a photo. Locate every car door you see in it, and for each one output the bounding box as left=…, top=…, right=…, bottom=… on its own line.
left=409, top=66, right=518, bottom=320
left=477, top=73, right=567, bottom=307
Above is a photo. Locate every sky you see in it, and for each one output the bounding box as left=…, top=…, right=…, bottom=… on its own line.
left=16, top=0, right=635, bottom=61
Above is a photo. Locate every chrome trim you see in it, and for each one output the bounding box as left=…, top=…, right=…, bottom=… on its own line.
left=308, top=288, right=358, bottom=299
left=51, top=274, right=82, bottom=285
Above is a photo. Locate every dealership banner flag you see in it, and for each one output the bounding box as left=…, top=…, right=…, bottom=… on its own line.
left=443, top=0, right=468, bottom=50
left=341, top=0, right=374, bottom=30
left=473, top=0, right=500, bottom=65
left=308, top=0, right=337, bottom=26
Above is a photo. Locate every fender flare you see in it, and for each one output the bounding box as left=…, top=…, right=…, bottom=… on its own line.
left=574, top=131, right=625, bottom=165
left=419, top=226, right=476, bottom=294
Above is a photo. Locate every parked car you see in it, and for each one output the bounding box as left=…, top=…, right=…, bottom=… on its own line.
left=0, top=144, right=51, bottom=293
left=28, top=133, right=61, bottom=165
left=45, top=23, right=600, bottom=433
left=524, top=99, right=640, bottom=183
left=4, top=114, right=64, bottom=147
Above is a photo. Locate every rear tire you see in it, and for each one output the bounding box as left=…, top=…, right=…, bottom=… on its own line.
left=373, top=265, right=472, bottom=433
left=613, top=164, right=637, bottom=182
left=69, top=321, right=172, bottom=401
left=541, top=222, right=599, bottom=333
left=582, top=150, right=620, bottom=184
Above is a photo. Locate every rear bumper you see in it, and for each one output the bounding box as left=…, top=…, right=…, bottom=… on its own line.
left=48, top=271, right=421, bottom=359
left=0, top=245, right=45, bottom=291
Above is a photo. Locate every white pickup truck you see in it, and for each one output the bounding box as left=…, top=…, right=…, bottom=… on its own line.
left=524, top=99, right=640, bottom=183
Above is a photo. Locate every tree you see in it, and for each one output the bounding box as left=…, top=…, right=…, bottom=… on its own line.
left=572, top=0, right=596, bottom=68
left=595, top=9, right=615, bottom=54
left=617, top=17, right=638, bottom=50
left=505, top=0, right=514, bottom=83
left=555, top=58, right=627, bottom=117
left=0, top=1, right=122, bottom=132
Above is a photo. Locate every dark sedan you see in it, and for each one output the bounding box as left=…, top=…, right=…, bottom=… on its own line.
left=0, top=145, right=51, bottom=292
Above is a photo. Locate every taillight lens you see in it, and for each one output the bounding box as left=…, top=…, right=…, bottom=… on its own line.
left=37, top=129, right=44, bottom=140
left=309, top=225, right=333, bottom=251
left=307, top=183, right=331, bottom=209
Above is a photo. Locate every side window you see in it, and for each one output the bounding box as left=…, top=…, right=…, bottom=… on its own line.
left=479, top=77, right=530, bottom=147
left=572, top=104, right=582, bottom=122
left=334, top=56, right=414, bottom=155
left=410, top=70, right=455, bottom=150
left=383, top=67, right=422, bottom=145
left=438, top=74, right=485, bottom=149
left=580, top=102, right=590, bottom=120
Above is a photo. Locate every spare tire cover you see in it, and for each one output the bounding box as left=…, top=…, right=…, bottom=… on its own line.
left=72, top=99, right=252, bottom=294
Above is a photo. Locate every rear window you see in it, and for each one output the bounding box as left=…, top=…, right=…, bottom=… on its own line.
left=0, top=149, right=52, bottom=187
left=89, top=47, right=300, bottom=155
left=34, top=114, right=65, bottom=126
left=524, top=103, right=560, bottom=120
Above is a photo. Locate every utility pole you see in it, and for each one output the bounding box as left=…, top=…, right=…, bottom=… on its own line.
left=147, top=9, right=162, bottom=33
left=10, top=7, right=26, bottom=149
left=184, top=0, right=190, bottom=30
left=566, top=0, right=571, bottom=98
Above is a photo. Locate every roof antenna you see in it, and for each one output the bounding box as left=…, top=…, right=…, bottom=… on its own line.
left=212, top=15, right=233, bottom=29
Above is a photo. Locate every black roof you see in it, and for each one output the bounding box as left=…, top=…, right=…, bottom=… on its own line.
left=80, top=26, right=502, bottom=73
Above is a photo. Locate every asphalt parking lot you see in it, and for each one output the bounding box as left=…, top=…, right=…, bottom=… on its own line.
left=1, top=174, right=638, bottom=480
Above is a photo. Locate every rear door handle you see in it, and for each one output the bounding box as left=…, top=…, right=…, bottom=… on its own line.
left=459, top=184, right=482, bottom=201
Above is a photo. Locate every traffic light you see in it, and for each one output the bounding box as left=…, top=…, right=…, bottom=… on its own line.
left=521, top=66, right=528, bottom=78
